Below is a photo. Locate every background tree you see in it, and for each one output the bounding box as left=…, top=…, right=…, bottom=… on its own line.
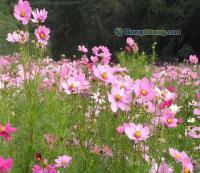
left=1, top=0, right=200, bottom=61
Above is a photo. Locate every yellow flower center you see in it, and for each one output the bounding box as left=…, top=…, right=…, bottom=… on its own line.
left=69, top=83, right=75, bottom=90
left=141, top=89, right=147, bottom=96
left=184, top=168, right=190, bottom=173
left=61, top=160, right=66, bottom=165
left=115, top=95, right=122, bottom=102
left=101, top=72, right=108, bottom=79
left=161, top=92, right=166, bottom=97
left=20, top=11, right=25, bottom=17
left=175, top=154, right=180, bottom=158
left=135, top=131, right=141, bottom=138
left=38, top=16, right=43, bottom=22
left=167, top=118, right=172, bottom=124
left=0, top=126, right=5, bottom=132
left=40, top=33, right=45, bottom=39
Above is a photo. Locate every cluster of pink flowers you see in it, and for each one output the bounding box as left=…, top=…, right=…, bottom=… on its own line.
left=32, top=155, right=72, bottom=173
left=0, top=123, right=16, bottom=172
left=89, top=144, right=113, bottom=157
left=152, top=65, right=199, bottom=86
left=6, top=31, right=29, bottom=44
left=91, top=46, right=112, bottom=64
left=169, top=148, right=193, bottom=173
left=190, top=92, right=200, bottom=118
left=7, top=0, right=50, bottom=47
left=3, top=2, right=200, bottom=170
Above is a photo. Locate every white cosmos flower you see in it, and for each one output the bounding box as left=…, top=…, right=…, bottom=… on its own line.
left=169, top=104, right=181, bottom=114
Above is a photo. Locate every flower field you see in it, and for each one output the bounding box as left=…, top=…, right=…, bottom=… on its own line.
left=0, top=1, right=199, bottom=173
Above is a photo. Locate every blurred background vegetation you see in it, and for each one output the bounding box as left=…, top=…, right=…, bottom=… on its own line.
left=1, top=0, right=200, bottom=61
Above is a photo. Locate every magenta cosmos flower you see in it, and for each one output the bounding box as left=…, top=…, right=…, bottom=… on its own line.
left=133, top=77, right=156, bottom=102
left=108, top=87, right=132, bottom=113
left=14, top=0, right=32, bottom=25
left=125, top=123, right=150, bottom=143
left=32, top=8, right=48, bottom=23
left=55, top=155, right=72, bottom=169
left=161, top=110, right=178, bottom=128
left=0, top=123, right=17, bottom=141
left=189, top=55, right=198, bottom=64
left=0, top=157, right=13, bottom=173
left=92, top=64, right=114, bottom=83
left=35, top=26, right=50, bottom=45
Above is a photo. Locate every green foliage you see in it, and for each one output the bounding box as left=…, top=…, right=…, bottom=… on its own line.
left=0, top=2, right=19, bottom=55
left=117, top=43, right=157, bottom=79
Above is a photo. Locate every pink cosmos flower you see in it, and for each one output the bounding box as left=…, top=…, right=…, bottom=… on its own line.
left=155, top=87, right=176, bottom=101
left=61, top=73, right=89, bottom=95
left=181, top=158, right=193, bottom=173
left=125, top=37, right=139, bottom=53
left=108, top=87, right=132, bottom=112
left=102, top=144, right=113, bottom=157
left=161, top=110, right=178, bottom=128
left=14, top=0, right=32, bottom=25
left=160, top=100, right=173, bottom=109
left=92, top=64, right=114, bottom=83
left=189, top=55, right=198, bottom=64
left=6, top=31, right=29, bottom=44
left=111, top=76, right=133, bottom=94
left=32, top=9, right=48, bottom=23
left=92, top=46, right=112, bottom=64
left=126, top=37, right=134, bottom=46
left=77, top=45, right=88, bottom=53
left=196, top=92, right=200, bottom=100
left=169, top=148, right=188, bottom=163
left=0, top=123, right=17, bottom=141
left=32, top=164, right=57, bottom=173
left=35, top=26, right=50, bottom=45
left=144, top=101, right=156, bottom=113
left=90, top=56, right=98, bottom=63
left=55, top=155, right=72, bottom=169
left=6, top=31, right=19, bottom=43
left=116, top=123, right=129, bottom=134
left=61, top=77, right=79, bottom=94
left=133, top=78, right=156, bottom=102
left=124, top=123, right=150, bottom=143
left=157, top=162, right=174, bottom=173
left=0, top=157, right=13, bottom=173
left=188, top=126, right=200, bottom=139
left=193, top=109, right=200, bottom=116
